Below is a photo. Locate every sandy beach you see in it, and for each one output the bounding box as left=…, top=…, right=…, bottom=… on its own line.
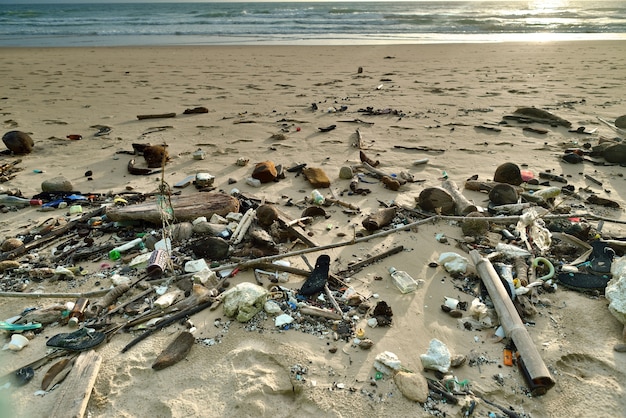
left=1, top=42, right=625, bottom=418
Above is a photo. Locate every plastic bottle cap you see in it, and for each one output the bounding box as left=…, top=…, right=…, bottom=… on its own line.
left=68, top=317, right=79, bottom=327
left=388, top=267, right=396, bottom=274
left=109, top=250, right=121, bottom=261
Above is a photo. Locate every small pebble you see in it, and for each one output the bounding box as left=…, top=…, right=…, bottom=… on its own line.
left=614, top=343, right=626, bottom=353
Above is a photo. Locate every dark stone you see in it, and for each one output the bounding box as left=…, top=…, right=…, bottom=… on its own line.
left=189, top=236, right=230, bottom=260
left=489, top=183, right=519, bottom=205
left=2, top=130, right=34, bottom=154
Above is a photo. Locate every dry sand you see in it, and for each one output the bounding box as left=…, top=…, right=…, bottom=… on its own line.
left=0, top=42, right=625, bottom=418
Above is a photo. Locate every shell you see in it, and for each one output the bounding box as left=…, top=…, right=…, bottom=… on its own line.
left=489, top=183, right=519, bottom=205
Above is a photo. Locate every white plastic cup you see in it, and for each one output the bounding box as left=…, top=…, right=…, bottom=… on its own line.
left=8, top=334, right=29, bottom=351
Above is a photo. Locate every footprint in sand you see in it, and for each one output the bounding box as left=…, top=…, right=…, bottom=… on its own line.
left=546, top=353, right=626, bottom=416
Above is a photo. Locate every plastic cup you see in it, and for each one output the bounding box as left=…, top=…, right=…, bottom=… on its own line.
left=8, top=334, right=29, bottom=351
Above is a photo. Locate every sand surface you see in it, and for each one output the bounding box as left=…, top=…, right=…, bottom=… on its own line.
left=0, top=42, right=625, bottom=418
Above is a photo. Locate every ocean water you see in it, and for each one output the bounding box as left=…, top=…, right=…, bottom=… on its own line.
left=0, top=1, right=625, bottom=47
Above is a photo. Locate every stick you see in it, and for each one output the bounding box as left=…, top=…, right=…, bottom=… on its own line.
left=0, top=289, right=112, bottom=299
left=121, top=300, right=212, bottom=353
left=137, top=113, right=176, bottom=120
left=337, top=245, right=404, bottom=275
left=299, top=305, right=343, bottom=320
left=469, top=250, right=555, bottom=395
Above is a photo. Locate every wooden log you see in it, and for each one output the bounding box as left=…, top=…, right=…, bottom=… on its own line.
left=49, top=350, right=102, bottom=418
left=417, top=187, right=455, bottom=215
left=441, top=180, right=477, bottom=215
left=136, top=112, right=176, bottom=120
left=105, top=192, right=239, bottom=224
left=362, top=207, right=397, bottom=231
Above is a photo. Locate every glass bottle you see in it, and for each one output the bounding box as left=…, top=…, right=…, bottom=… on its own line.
left=388, top=267, right=419, bottom=294
left=68, top=298, right=89, bottom=327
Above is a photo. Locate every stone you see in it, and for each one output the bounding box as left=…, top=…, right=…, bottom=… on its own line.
left=339, top=166, right=353, bottom=179
left=489, top=183, right=518, bottom=205
left=189, top=236, right=230, bottom=260
left=1, top=237, right=24, bottom=252
left=41, top=176, right=74, bottom=192
left=2, top=131, right=34, bottom=154
left=252, top=161, right=278, bottom=183
left=0, top=260, right=21, bottom=272
left=602, top=143, right=626, bottom=164
left=256, top=204, right=279, bottom=227
left=222, top=282, right=268, bottom=322
left=461, top=212, right=489, bottom=236
left=493, top=162, right=522, bottom=186
left=394, top=371, right=429, bottom=403
left=192, top=221, right=229, bottom=236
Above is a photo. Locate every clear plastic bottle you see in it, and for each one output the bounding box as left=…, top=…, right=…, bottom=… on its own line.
left=311, top=189, right=325, bottom=205
left=388, top=267, right=420, bottom=294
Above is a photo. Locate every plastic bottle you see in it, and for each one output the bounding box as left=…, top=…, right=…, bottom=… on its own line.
left=388, top=267, right=420, bottom=294
left=0, top=195, right=43, bottom=206
left=109, top=237, right=143, bottom=260
left=311, top=189, right=325, bottom=205
left=68, top=297, right=89, bottom=327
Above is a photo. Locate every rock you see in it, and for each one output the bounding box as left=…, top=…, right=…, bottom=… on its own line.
left=493, top=162, right=522, bottom=186
left=256, top=204, right=279, bottom=227
left=41, top=176, right=73, bottom=192
left=489, top=183, right=518, bottom=205
left=252, top=161, right=278, bottom=183
left=0, top=260, right=21, bottom=272
left=166, top=222, right=193, bottom=243
left=339, top=166, right=353, bottom=179
left=613, top=343, right=626, bottom=353
left=394, top=371, right=429, bottom=403
left=189, top=236, right=230, bottom=260
left=420, top=338, right=451, bottom=373
left=2, top=131, right=34, bottom=154
left=450, top=354, right=467, bottom=368
left=302, top=167, right=331, bottom=188
left=192, top=221, right=229, bottom=236
left=1, top=237, right=24, bottom=252
left=222, top=282, right=268, bottom=322
left=602, top=143, right=626, bottom=164
left=615, top=115, right=626, bottom=129
left=461, top=212, right=489, bottom=236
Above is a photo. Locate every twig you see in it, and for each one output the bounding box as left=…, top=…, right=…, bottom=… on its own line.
left=0, top=289, right=112, bottom=299
left=121, top=300, right=213, bottom=353
left=336, top=245, right=404, bottom=275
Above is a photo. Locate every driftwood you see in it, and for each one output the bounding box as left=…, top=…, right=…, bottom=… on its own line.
left=121, top=300, right=213, bottom=353
left=136, top=113, right=176, bottom=120
left=105, top=192, right=239, bottom=224
left=470, top=251, right=555, bottom=395
left=417, top=187, right=455, bottom=215
left=49, top=350, right=102, bottom=418
left=441, top=180, right=477, bottom=215
left=337, top=245, right=404, bottom=275
left=152, top=331, right=195, bottom=370
left=362, top=207, right=397, bottom=231
left=299, top=305, right=342, bottom=320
